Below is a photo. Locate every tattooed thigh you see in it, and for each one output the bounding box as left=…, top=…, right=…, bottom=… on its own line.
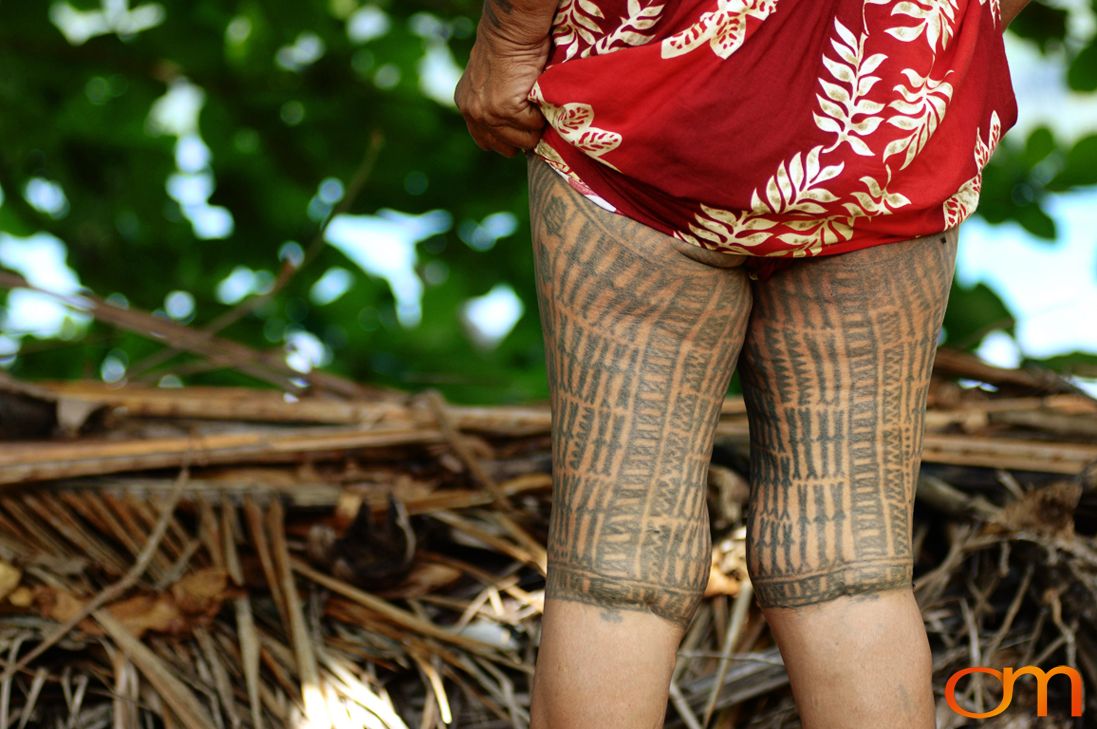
left=526, top=156, right=753, bottom=628
left=738, top=229, right=959, bottom=609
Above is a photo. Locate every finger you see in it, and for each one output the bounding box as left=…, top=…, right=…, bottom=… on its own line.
left=465, top=114, right=532, bottom=156
left=465, top=118, right=511, bottom=154
left=489, top=123, right=543, bottom=152
left=486, top=104, right=545, bottom=135
left=486, top=131, right=521, bottom=157
left=509, top=102, right=547, bottom=132
left=464, top=120, right=493, bottom=152
left=473, top=125, right=520, bottom=157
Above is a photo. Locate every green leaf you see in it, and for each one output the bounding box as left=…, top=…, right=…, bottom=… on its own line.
left=1067, top=37, right=1097, bottom=91
left=1007, top=3, right=1069, bottom=52
left=1013, top=200, right=1057, bottom=239
left=0, top=205, right=37, bottom=237
left=1048, top=134, right=1097, bottom=189
left=1034, top=349, right=1097, bottom=375
left=1022, top=126, right=1056, bottom=166
left=942, top=281, right=1016, bottom=351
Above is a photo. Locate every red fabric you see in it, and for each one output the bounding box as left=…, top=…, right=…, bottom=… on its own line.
left=530, top=0, right=1018, bottom=259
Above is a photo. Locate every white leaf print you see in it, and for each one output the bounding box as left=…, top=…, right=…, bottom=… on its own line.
left=815, top=19, right=888, bottom=157
left=753, top=146, right=844, bottom=215
left=843, top=175, right=912, bottom=220
left=586, top=0, right=666, bottom=58
left=533, top=139, right=571, bottom=174
left=845, top=135, right=873, bottom=156
left=554, top=104, right=595, bottom=137
left=833, top=16, right=859, bottom=50
left=883, top=68, right=954, bottom=170
left=868, top=0, right=959, bottom=51
left=850, top=116, right=885, bottom=135
left=974, top=110, right=1002, bottom=168
left=775, top=216, right=854, bottom=254
left=552, top=0, right=606, bottom=61
left=887, top=25, right=925, bottom=42
left=661, top=11, right=719, bottom=58
left=530, top=84, right=623, bottom=170
left=824, top=56, right=856, bottom=84
left=859, top=53, right=887, bottom=75
left=660, top=0, right=778, bottom=60
left=577, top=129, right=622, bottom=155
left=941, top=111, right=1001, bottom=225
left=711, top=12, right=751, bottom=58
left=942, top=177, right=978, bottom=227
left=821, top=79, right=851, bottom=105
left=856, top=75, right=883, bottom=96
left=678, top=146, right=848, bottom=253
left=980, top=0, right=1002, bottom=25
left=815, top=116, right=842, bottom=135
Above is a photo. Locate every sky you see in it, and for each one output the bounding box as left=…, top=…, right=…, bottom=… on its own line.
left=0, top=1, right=1094, bottom=393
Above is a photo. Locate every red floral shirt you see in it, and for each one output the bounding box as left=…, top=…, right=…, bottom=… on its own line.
left=530, top=0, right=1018, bottom=258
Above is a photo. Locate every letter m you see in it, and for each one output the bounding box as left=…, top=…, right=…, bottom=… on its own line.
left=1006, top=665, right=1084, bottom=717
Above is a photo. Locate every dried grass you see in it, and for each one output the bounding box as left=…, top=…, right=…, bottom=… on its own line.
left=0, top=347, right=1094, bottom=727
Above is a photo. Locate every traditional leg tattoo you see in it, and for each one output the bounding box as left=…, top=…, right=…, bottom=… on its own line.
left=739, top=230, right=959, bottom=609
left=527, top=157, right=752, bottom=628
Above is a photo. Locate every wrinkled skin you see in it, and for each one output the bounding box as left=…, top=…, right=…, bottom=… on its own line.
left=453, top=1, right=551, bottom=157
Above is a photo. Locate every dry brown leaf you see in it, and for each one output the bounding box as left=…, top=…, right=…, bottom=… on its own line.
left=380, top=562, right=462, bottom=600
left=171, top=567, right=230, bottom=617
left=107, top=594, right=189, bottom=637
left=0, top=560, right=21, bottom=602
left=991, top=480, right=1082, bottom=538
left=7, top=586, right=32, bottom=608
left=31, top=568, right=231, bottom=640
left=704, top=565, right=742, bottom=598
left=34, top=587, right=102, bottom=635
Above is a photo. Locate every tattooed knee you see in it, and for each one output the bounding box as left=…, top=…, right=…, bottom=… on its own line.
left=546, top=561, right=705, bottom=629
left=748, top=557, right=914, bottom=609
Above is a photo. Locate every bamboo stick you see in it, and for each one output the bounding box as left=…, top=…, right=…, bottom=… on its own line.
left=3, top=417, right=1092, bottom=488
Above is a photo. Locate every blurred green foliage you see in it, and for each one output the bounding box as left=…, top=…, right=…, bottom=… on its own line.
left=0, top=0, right=1095, bottom=403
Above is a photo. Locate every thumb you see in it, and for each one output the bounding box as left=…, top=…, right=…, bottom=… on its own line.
left=510, top=102, right=547, bottom=132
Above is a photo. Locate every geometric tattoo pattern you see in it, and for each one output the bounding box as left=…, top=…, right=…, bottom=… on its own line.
left=527, top=155, right=752, bottom=628
left=738, top=228, right=958, bottom=608
left=527, top=153, right=959, bottom=620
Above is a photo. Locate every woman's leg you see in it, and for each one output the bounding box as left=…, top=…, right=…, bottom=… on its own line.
left=525, top=156, right=752, bottom=729
left=738, top=228, right=959, bottom=728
